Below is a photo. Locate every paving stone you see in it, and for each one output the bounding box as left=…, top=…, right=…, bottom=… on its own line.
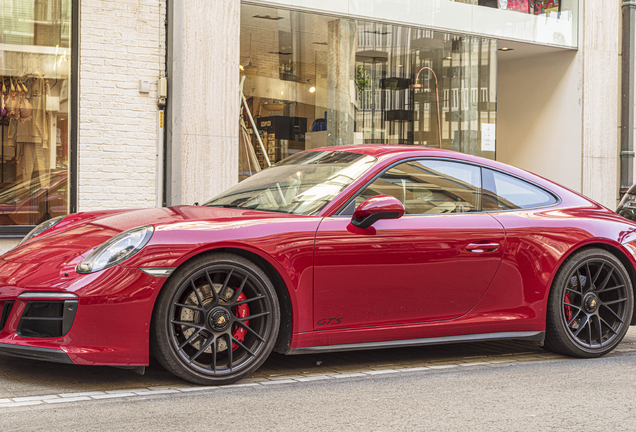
left=0, top=327, right=634, bottom=399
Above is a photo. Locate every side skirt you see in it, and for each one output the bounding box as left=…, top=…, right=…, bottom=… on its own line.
left=286, top=331, right=545, bottom=355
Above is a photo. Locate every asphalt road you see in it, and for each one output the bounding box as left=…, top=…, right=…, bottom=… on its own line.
left=2, top=353, right=636, bottom=432
left=1, top=328, right=636, bottom=430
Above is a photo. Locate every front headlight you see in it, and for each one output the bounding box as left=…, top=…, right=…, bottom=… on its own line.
left=20, top=215, right=66, bottom=245
left=76, top=225, right=154, bottom=274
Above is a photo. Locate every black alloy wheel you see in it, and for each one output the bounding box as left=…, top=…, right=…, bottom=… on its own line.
left=545, top=248, right=634, bottom=357
left=151, top=252, right=280, bottom=385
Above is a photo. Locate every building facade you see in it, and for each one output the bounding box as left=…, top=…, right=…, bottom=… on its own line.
left=0, top=0, right=630, bottom=253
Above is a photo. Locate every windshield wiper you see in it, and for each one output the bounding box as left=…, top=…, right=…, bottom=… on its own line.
left=206, top=204, right=244, bottom=208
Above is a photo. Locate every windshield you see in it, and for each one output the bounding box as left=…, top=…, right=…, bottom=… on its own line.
left=205, top=151, right=377, bottom=215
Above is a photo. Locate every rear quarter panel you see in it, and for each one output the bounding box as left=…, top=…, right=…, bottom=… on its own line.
left=471, top=206, right=636, bottom=329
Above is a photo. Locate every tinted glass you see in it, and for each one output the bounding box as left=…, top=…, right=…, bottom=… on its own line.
left=207, top=151, right=377, bottom=215
left=482, top=168, right=557, bottom=210
left=355, top=159, right=481, bottom=214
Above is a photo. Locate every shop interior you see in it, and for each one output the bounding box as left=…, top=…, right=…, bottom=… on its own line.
left=0, top=0, right=70, bottom=225
left=239, top=5, right=497, bottom=179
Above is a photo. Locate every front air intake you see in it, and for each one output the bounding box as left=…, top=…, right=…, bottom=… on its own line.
left=0, top=301, right=14, bottom=331
left=17, top=300, right=78, bottom=338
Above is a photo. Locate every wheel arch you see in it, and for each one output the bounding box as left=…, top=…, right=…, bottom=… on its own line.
left=213, top=247, right=293, bottom=354
left=150, top=246, right=294, bottom=354
left=551, top=241, right=636, bottom=325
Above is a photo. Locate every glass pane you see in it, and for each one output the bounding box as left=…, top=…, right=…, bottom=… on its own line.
left=239, top=5, right=497, bottom=181
left=454, top=0, right=566, bottom=16
left=0, top=0, right=71, bottom=225
left=356, top=159, right=481, bottom=214
left=208, top=151, right=376, bottom=215
left=483, top=168, right=557, bottom=210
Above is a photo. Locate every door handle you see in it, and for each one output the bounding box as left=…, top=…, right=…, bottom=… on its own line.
left=465, top=242, right=500, bottom=253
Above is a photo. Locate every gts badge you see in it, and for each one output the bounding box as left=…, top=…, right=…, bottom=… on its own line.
left=317, top=318, right=342, bottom=326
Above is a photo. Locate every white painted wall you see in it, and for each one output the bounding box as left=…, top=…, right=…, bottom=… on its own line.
left=78, top=0, right=166, bottom=211
left=498, top=0, right=621, bottom=211
left=497, top=51, right=583, bottom=194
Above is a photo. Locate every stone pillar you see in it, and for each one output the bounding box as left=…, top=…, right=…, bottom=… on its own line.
left=580, top=0, right=620, bottom=208
left=327, top=19, right=356, bottom=146
left=166, top=0, right=240, bottom=206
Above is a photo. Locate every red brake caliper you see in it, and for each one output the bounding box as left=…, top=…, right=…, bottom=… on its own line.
left=564, top=293, right=572, bottom=323
left=232, top=292, right=250, bottom=350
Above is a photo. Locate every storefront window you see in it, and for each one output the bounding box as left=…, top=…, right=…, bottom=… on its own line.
left=239, top=5, right=496, bottom=180
left=454, top=0, right=563, bottom=16
left=0, top=0, right=71, bottom=226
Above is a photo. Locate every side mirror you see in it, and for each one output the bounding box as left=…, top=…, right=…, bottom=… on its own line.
left=351, top=195, right=405, bottom=229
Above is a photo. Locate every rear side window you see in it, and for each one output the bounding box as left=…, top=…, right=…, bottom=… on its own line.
left=482, top=168, right=557, bottom=211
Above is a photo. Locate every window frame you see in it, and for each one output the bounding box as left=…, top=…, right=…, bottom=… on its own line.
left=335, top=157, right=561, bottom=217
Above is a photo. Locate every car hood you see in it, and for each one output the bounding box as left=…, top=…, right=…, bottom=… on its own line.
left=2, top=206, right=295, bottom=264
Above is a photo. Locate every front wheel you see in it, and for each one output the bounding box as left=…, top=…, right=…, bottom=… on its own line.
left=544, top=248, right=634, bottom=357
left=151, top=252, right=280, bottom=385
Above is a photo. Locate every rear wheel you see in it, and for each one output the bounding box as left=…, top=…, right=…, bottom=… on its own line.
left=544, top=248, right=634, bottom=357
left=151, top=252, right=280, bottom=385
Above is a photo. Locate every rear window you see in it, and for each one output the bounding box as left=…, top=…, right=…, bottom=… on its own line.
left=482, top=168, right=557, bottom=211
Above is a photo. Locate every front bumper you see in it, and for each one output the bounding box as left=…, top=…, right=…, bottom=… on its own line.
left=0, top=342, right=72, bottom=364
left=0, top=258, right=169, bottom=366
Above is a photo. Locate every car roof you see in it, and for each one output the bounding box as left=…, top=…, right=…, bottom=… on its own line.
left=307, top=144, right=600, bottom=212
left=307, top=144, right=442, bottom=158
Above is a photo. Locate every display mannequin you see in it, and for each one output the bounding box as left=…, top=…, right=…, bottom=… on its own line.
left=8, top=78, right=50, bottom=191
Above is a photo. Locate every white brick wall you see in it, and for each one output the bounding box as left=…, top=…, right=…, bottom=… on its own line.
left=78, top=0, right=166, bottom=211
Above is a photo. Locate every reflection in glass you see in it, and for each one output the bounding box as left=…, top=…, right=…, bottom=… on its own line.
left=356, top=159, right=482, bottom=214
left=0, top=0, right=71, bottom=225
left=239, top=5, right=497, bottom=180
left=208, top=151, right=377, bottom=215
left=454, top=0, right=563, bottom=16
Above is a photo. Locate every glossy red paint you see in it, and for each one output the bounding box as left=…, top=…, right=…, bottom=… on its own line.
left=314, top=213, right=506, bottom=329
left=1, top=145, right=636, bottom=367
left=352, top=195, right=405, bottom=220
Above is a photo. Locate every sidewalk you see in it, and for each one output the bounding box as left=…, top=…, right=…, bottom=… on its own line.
left=0, top=327, right=634, bottom=400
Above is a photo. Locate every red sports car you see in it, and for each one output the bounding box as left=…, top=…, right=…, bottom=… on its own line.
left=0, top=145, right=635, bottom=385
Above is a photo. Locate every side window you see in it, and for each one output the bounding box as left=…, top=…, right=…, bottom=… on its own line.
left=482, top=168, right=557, bottom=210
left=354, top=159, right=481, bottom=215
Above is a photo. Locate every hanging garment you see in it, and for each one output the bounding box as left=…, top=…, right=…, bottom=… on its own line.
left=1, top=80, right=6, bottom=118
left=19, top=93, right=33, bottom=123
left=6, top=91, right=18, bottom=120
left=8, top=79, right=48, bottom=146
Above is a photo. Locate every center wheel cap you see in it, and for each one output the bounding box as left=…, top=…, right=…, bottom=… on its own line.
left=584, top=293, right=599, bottom=313
left=208, top=308, right=231, bottom=332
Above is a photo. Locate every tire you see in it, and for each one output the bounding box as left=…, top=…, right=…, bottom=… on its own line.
left=151, top=252, right=280, bottom=385
left=544, top=248, right=634, bottom=357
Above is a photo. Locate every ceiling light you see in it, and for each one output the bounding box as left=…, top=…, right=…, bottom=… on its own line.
left=253, top=15, right=283, bottom=20
left=243, top=61, right=258, bottom=75
left=309, top=86, right=316, bottom=93
left=239, top=64, right=244, bottom=71
left=498, top=47, right=514, bottom=51
left=445, top=56, right=452, bottom=60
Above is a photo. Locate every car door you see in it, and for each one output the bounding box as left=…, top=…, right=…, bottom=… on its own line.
left=313, top=158, right=506, bottom=330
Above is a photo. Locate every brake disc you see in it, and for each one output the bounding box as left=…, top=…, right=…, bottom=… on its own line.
left=181, top=283, right=234, bottom=353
